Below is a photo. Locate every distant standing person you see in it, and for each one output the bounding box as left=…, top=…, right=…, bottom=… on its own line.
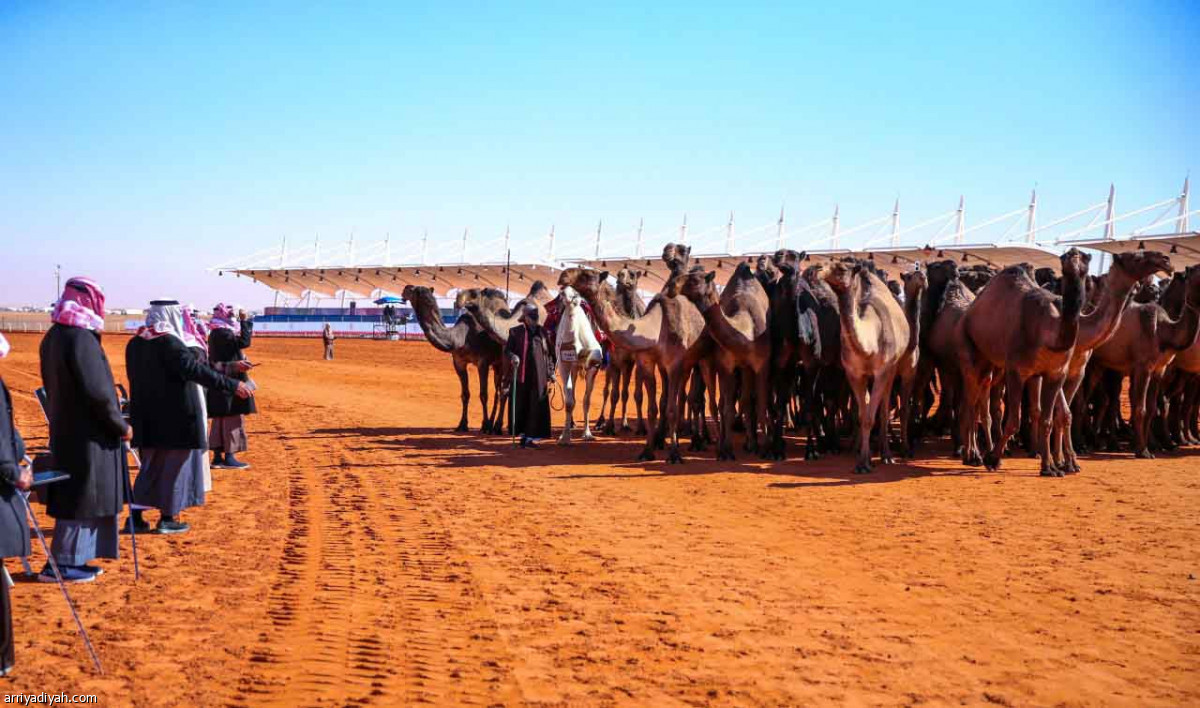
left=1, top=332, right=33, bottom=674
left=504, top=303, right=554, bottom=448
left=207, top=304, right=255, bottom=470
left=38, top=277, right=129, bottom=583
left=323, top=323, right=335, bottom=360
left=125, top=301, right=250, bottom=534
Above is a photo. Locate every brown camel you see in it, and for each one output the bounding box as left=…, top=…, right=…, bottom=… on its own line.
left=1040, top=251, right=1173, bottom=471
left=669, top=263, right=772, bottom=460
left=401, top=285, right=503, bottom=433
left=1090, top=264, right=1200, bottom=458
left=957, top=249, right=1089, bottom=475
left=823, top=262, right=911, bottom=473
left=558, top=267, right=715, bottom=463
left=768, top=251, right=830, bottom=460
left=598, top=266, right=649, bottom=435
left=457, top=281, right=554, bottom=347
left=911, top=260, right=975, bottom=453
left=894, top=269, right=926, bottom=457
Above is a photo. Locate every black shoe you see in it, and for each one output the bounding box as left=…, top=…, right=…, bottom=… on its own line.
left=121, top=517, right=151, bottom=535
left=211, top=453, right=227, bottom=469
left=223, top=454, right=250, bottom=470
left=155, top=520, right=191, bottom=535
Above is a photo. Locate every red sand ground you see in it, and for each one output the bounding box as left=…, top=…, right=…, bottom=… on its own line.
left=0, top=332, right=1197, bottom=707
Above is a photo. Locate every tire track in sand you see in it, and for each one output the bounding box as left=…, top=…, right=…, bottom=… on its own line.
left=223, top=407, right=519, bottom=707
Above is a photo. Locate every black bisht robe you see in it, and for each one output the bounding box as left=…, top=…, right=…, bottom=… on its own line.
left=505, top=324, right=552, bottom=440
left=206, top=319, right=256, bottom=417
left=38, top=325, right=128, bottom=521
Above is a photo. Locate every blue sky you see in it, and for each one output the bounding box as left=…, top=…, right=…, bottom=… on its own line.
left=1, top=1, right=1196, bottom=308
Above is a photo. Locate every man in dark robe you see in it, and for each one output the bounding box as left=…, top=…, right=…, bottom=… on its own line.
left=505, top=304, right=553, bottom=448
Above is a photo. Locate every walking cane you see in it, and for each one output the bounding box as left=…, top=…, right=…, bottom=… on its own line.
left=122, top=442, right=140, bottom=581
left=17, top=492, right=104, bottom=674
left=511, top=356, right=519, bottom=448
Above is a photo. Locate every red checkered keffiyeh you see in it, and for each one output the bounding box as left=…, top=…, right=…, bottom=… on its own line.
left=50, top=277, right=106, bottom=332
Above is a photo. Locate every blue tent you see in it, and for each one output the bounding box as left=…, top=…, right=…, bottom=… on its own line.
left=373, top=295, right=404, bottom=305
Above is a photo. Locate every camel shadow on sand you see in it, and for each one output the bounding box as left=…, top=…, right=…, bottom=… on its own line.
left=309, top=425, right=1009, bottom=487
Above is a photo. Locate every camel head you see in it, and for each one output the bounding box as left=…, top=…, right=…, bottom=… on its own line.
left=615, top=266, right=643, bottom=292
left=662, top=243, right=692, bottom=276
left=561, top=285, right=583, bottom=311
left=453, top=288, right=479, bottom=310
left=772, top=249, right=807, bottom=275
left=557, top=267, right=607, bottom=300
left=1059, top=248, right=1091, bottom=283
left=823, top=260, right=857, bottom=294
left=1184, top=265, right=1200, bottom=308
left=1110, top=250, right=1173, bottom=286
left=401, top=284, right=429, bottom=304
left=755, top=254, right=779, bottom=283
left=901, top=269, right=927, bottom=301
left=1133, top=278, right=1161, bottom=304
left=1034, top=267, right=1060, bottom=292
left=670, top=269, right=718, bottom=308
left=802, top=263, right=825, bottom=287
left=926, top=259, right=959, bottom=288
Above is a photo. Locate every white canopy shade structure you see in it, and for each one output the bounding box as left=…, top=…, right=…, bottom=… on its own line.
left=1058, top=232, right=1200, bottom=268
left=212, top=178, right=1195, bottom=302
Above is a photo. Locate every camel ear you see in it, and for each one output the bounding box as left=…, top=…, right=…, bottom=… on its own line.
left=599, top=270, right=610, bottom=282
left=682, top=245, right=692, bottom=257
left=705, top=271, right=716, bottom=284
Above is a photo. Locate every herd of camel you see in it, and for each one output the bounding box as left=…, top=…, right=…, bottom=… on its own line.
left=400, top=240, right=1200, bottom=477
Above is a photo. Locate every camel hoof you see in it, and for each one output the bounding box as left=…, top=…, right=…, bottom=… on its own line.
left=805, top=449, right=820, bottom=461
left=1135, top=449, right=1154, bottom=459
left=854, top=463, right=872, bottom=475
left=455, top=423, right=469, bottom=433
left=582, top=431, right=595, bottom=442
left=636, top=449, right=654, bottom=462
left=558, top=436, right=571, bottom=446
left=602, top=423, right=616, bottom=436
left=667, top=450, right=684, bottom=464
left=1039, top=468, right=1058, bottom=477
left=983, top=452, right=1002, bottom=471
left=620, top=423, right=633, bottom=434
left=880, top=455, right=895, bottom=466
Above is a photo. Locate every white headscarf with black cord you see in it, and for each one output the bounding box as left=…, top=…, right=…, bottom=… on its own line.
left=137, top=299, right=188, bottom=343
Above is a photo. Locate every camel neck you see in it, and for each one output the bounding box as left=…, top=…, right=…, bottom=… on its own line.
left=1077, top=273, right=1137, bottom=352
left=698, top=296, right=753, bottom=355
left=833, top=283, right=872, bottom=359
left=413, top=298, right=463, bottom=352
left=1163, top=295, right=1200, bottom=351
left=1049, top=271, right=1085, bottom=352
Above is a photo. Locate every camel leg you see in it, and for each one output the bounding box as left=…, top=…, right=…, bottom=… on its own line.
left=618, top=363, right=634, bottom=432
left=898, top=368, right=917, bottom=459
left=476, top=365, right=492, bottom=434
left=1147, top=374, right=1170, bottom=452
left=601, top=364, right=619, bottom=436
left=985, top=369, right=1025, bottom=471
left=701, top=361, right=720, bottom=450
left=870, top=368, right=899, bottom=466
left=1053, top=387, right=1078, bottom=473
left=454, top=361, right=471, bottom=432
left=664, top=365, right=687, bottom=464
left=558, top=364, right=575, bottom=445
left=1037, top=375, right=1067, bottom=476
left=715, top=368, right=737, bottom=460
left=1183, top=377, right=1200, bottom=444
left=580, top=362, right=598, bottom=441
left=633, top=364, right=648, bottom=435
left=1027, top=377, right=1044, bottom=462
left=595, top=365, right=611, bottom=431
left=847, top=374, right=872, bottom=474
left=1129, top=369, right=1152, bottom=458
left=754, top=366, right=772, bottom=460
left=637, top=365, right=660, bottom=461
left=957, top=365, right=986, bottom=466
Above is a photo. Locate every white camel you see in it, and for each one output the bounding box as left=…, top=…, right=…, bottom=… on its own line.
left=555, top=286, right=605, bottom=444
